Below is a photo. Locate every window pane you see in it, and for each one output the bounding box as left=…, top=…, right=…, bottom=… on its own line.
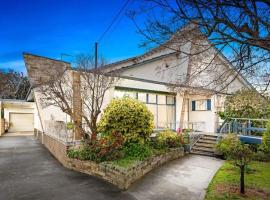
left=195, top=100, right=206, bottom=110
left=114, top=90, right=124, bottom=98
left=166, top=96, right=175, bottom=105
left=146, top=104, right=157, bottom=128
left=148, top=94, right=157, bottom=104
left=138, top=93, right=146, bottom=103
left=158, top=105, right=167, bottom=128
left=167, top=106, right=176, bottom=129
left=157, top=95, right=166, bottom=104
left=123, top=91, right=137, bottom=99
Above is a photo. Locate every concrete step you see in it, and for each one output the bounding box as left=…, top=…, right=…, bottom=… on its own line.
left=194, top=143, right=215, bottom=148
left=190, top=150, right=215, bottom=157
left=197, top=139, right=217, bottom=144
left=192, top=146, right=215, bottom=153
left=202, top=136, right=217, bottom=141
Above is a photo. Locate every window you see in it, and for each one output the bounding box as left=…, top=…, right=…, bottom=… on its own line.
left=166, top=96, right=175, bottom=105
left=191, top=99, right=211, bottom=111
left=148, top=94, right=157, bottom=104
left=157, top=95, right=166, bottom=104
left=138, top=93, right=147, bottom=103
left=114, top=90, right=136, bottom=99
left=114, top=89, right=176, bottom=129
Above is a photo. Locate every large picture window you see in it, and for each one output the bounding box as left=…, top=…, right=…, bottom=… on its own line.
left=114, top=88, right=176, bottom=130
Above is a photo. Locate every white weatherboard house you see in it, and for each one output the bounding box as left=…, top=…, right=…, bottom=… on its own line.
left=24, top=25, right=251, bottom=140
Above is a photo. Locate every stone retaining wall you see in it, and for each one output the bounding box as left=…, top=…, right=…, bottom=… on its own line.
left=34, top=128, right=185, bottom=190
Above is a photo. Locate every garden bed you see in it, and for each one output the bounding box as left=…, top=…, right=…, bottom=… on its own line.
left=66, top=147, right=184, bottom=190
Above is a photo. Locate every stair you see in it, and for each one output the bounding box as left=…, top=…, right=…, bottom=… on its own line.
left=191, top=134, right=218, bottom=157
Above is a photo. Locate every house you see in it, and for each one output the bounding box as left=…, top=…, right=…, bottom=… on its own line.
left=0, top=99, right=35, bottom=134
left=23, top=24, right=251, bottom=141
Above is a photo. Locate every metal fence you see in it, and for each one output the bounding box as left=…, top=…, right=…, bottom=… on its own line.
left=44, top=120, right=74, bottom=143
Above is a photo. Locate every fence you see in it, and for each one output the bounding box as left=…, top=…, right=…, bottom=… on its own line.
left=44, top=120, right=74, bottom=143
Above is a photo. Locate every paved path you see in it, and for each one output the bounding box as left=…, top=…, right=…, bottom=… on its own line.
left=0, top=135, right=224, bottom=200
left=128, top=154, right=224, bottom=200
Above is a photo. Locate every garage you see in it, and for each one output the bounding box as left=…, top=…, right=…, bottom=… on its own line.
left=9, top=113, right=34, bottom=132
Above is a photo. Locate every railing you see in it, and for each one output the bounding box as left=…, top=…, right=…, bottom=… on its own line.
left=154, top=121, right=206, bottom=132
left=217, top=118, right=269, bottom=142
left=44, top=120, right=74, bottom=143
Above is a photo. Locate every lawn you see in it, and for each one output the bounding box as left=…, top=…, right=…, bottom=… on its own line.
left=205, top=161, right=270, bottom=200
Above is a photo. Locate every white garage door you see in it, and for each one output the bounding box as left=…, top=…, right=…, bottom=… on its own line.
left=9, top=113, right=34, bottom=132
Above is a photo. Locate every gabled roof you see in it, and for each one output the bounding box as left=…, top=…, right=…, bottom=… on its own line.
left=101, top=23, right=198, bottom=73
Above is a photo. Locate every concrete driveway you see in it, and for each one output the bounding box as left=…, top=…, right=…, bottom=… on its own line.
left=0, top=136, right=135, bottom=200
left=0, top=136, right=223, bottom=200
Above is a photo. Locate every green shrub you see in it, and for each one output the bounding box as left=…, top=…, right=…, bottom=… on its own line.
left=259, top=121, right=270, bottom=153
left=156, top=129, right=182, bottom=149
left=67, top=144, right=93, bottom=160
left=98, top=97, right=154, bottom=143
left=253, top=151, right=268, bottom=162
left=123, top=142, right=152, bottom=160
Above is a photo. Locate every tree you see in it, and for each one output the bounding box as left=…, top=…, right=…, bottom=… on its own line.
left=216, top=134, right=253, bottom=194
left=260, top=121, right=270, bottom=153
left=219, top=89, right=270, bottom=120
left=130, top=0, right=270, bottom=94
left=39, top=54, right=117, bottom=140
left=0, top=69, right=30, bottom=99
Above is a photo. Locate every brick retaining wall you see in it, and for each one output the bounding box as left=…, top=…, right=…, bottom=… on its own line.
left=34, top=128, right=185, bottom=190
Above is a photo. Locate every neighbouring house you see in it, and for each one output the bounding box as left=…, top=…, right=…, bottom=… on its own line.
left=0, top=99, right=35, bottom=134
left=23, top=24, right=252, bottom=142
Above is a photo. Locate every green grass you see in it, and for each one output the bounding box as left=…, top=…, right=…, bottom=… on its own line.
left=205, top=161, right=270, bottom=200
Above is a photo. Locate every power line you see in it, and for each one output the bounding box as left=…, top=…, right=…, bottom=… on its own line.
left=97, top=0, right=131, bottom=43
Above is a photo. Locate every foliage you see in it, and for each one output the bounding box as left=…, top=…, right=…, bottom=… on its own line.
left=98, top=97, right=154, bottom=143
left=67, top=144, right=93, bottom=160
left=90, top=132, right=124, bottom=162
left=0, top=69, right=30, bottom=99
left=259, top=121, right=270, bottom=153
left=216, top=134, right=253, bottom=194
left=66, top=122, right=74, bottom=130
left=123, top=142, right=153, bottom=161
left=218, top=89, right=270, bottom=120
left=205, top=161, right=270, bottom=200
left=67, top=132, right=124, bottom=163
left=156, top=129, right=183, bottom=149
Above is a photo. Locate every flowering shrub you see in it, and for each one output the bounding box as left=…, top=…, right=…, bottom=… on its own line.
left=156, top=129, right=182, bottom=148
left=67, top=132, right=124, bottom=163
left=98, top=97, right=154, bottom=143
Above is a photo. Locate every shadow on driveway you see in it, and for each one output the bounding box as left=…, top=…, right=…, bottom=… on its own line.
left=0, top=136, right=135, bottom=200
left=0, top=136, right=223, bottom=200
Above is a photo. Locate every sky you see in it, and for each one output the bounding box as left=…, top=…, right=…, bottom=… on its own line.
left=0, top=0, right=146, bottom=74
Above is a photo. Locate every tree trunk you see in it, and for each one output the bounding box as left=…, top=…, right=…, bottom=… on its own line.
left=90, top=117, right=97, bottom=141
left=240, top=165, right=245, bottom=194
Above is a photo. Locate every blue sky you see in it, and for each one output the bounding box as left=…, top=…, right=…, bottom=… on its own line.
left=0, top=0, right=146, bottom=74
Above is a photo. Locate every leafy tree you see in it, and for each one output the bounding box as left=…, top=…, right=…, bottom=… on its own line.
left=216, top=134, right=253, bottom=194
left=219, top=89, right=270, bottom=120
